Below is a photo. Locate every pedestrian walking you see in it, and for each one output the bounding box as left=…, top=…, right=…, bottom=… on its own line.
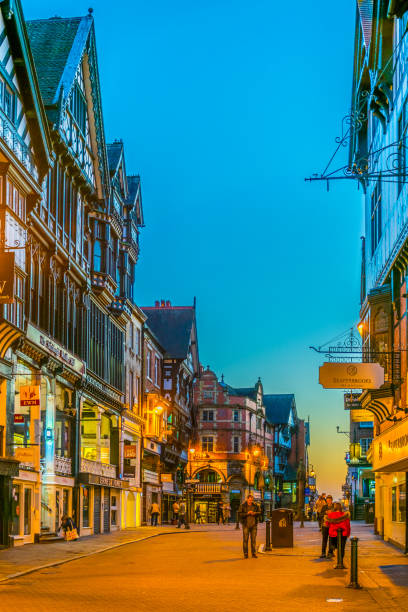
left=60, top=514, right=79, bottom=541
left=222, top=502, right=231, bottom=524
left=319, top=495, right=335, bottom=558
left=177, top=500, right=187, bottom=528
left=172, top=500, right=180, bottom=525
left=217, top=500, right=224, bottom=525
left=150, top=501, right=160, bottom=526
left=238, top=494, right=261, bottom=559
left=328, top=502, right=351, bottom=563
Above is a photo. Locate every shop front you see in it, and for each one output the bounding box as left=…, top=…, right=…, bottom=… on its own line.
left=371, top=418, right=408, bottom=550
left=78, top=473, right=128, bottom=535
left=0, top=457, right=20, bottom=547
left=122, top=432, right=142, bottom=528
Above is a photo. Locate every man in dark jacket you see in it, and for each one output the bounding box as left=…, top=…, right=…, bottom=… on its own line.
left=239, top=494, right=261, bottom=558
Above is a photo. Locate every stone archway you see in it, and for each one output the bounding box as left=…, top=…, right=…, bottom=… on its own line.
left=193, top=467, right=226, bottom=483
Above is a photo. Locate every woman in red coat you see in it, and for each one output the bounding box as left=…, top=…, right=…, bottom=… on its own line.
left=327, top=502, right=351, bottom=562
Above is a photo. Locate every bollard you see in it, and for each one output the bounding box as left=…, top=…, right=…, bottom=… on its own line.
left=347, top=537, right=362, bottom=589
left=265, top=519, right=271, bottom=551
left=334, top=529, right=345, bottom=569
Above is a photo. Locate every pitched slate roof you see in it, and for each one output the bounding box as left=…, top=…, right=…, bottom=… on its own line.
left=141, top=307, right=194, bottom=360
left=264, top=394, right=295, bottom=425
left=26, top=17, right=83, bottom=105
left=233, top=387, right=257, bottom=400
left=107, top=142, right=123, bottom=174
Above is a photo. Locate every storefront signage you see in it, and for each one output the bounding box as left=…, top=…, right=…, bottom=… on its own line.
left=0, top=252, right=15, bottom=304
left=80, top=473, right=129, bottom=489
left=0, top=457, right=20, bottom=477
left=161, top=473, right=173, bottom=483
left=26, top=323, right=85, bottom=375
left=14, top=447, right=35, bottom=466
left=319, top=362, right=384, bottom=389
left=372, top=418, right=408, bottom=472
left=85, top=373, right=122, bottom=403
left=14, top=414, right=25, bottom=423
left=344, top=393, right=361, bottom=410
left=20, top=385, right=40, bottom=406
left=124, top=445, right=138, bottom=459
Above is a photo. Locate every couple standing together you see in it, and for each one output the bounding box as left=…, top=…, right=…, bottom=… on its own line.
left=319, top=495, right=351, bottom=562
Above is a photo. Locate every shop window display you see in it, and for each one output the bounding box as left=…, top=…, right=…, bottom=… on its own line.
left=82, top=486, right=90, bottom=527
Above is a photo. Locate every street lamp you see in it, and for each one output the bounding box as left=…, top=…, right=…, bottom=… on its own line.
left=185, top=447, right=195, bottom=529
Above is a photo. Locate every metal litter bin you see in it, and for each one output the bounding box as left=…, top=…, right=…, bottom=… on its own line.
left=365, top=502, right=375, bottom=524
left=271, top=508, right=294, bottom=548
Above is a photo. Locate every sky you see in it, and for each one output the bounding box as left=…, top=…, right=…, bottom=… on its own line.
left=24, top=0, right=360, bottom=498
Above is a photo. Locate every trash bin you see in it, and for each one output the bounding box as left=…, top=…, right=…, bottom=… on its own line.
left=271, top=508, right=294, bottom=548
left=365, top=502, right=375, bottom=524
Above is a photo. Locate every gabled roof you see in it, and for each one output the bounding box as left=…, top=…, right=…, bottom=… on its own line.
left=26, top=11, right=109, bottom=197
left=126, top=175, right=144, bottom=226
left=1, top=0, right=51, bottom=179
left=26, top=16, right=85, bottom=108
left=107, top=141, right=123, bottom=174
left=264, top=394, right=296, bottom=425
left=141, top=306, right=195, bottom=360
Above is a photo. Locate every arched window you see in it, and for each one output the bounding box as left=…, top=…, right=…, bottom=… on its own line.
left=197, top=469, right=221, bottom=484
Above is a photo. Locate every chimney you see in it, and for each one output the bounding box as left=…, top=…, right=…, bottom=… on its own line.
left=166, top=300, right=171, bottom=307
left=160, top=300, right=165, bottom=307
left=155, top=300, right=159, bottom=307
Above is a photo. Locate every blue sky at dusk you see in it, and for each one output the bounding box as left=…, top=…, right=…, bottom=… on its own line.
left=24, top=0, right=360, bottom=497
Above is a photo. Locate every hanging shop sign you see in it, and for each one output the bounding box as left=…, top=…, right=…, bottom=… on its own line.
left=13, top=414, right=25, bottom=423
left=319, top=362, right=384, bottom=389
left=20, top=385, right=40, bottom=406
left=124, top=445, right=138, bottom=459
left=14, top=446, right=35, bottom=466
left=344, top=393, right=362, bottom=410
left=161, top=473, right=173, bottom=483
left=0, top=252, right=15, bottom=304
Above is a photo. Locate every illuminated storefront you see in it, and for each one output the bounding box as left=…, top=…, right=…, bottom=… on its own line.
left=371, top=419, right=408, bottom=550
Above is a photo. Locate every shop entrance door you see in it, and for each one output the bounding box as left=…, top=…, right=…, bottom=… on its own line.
left=23, top=487, right=32, bottom=537
left=103, top=489, right=110, bottom=533
left=94, top=488, right=101, bottom=534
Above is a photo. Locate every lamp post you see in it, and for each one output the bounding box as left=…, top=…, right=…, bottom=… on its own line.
left=185, top=447, right=195, bottom=529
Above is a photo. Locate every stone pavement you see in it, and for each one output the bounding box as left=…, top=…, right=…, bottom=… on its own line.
left=0, top=525, right=185, bottom=582
left=0, top=520, right=408, bottom=610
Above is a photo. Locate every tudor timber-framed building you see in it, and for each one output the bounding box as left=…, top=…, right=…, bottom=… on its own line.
left=0, top=3, right=146, bottom=546
left=350, top=0, right=408, bottom=550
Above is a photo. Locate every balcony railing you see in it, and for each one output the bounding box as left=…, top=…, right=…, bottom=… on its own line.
left=55, top=456, right=73, bottom=476
left=195, top=483, right=221, bottom=493
left=80, top=458, right=117, bottom=478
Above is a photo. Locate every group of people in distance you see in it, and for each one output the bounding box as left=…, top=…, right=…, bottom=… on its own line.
left=315, top=493, right=351, bottom=563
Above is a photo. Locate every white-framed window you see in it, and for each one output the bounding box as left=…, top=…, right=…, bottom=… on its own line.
left=135, top=328, right=140, bottom=355
left=202, top=410, right=214, bottom=422
left=202, top=436, right=214, bottom=452
left=233, top=410, right=239, bottom=422
left=154, top=356, right=160, bottom=386
left=360, top=438, right=372, bottom=456
left=146, top=350, right=152, bottom=380
left=233, top=436, right=239, bottom=453
left=203, top=391, right=213, bottom=399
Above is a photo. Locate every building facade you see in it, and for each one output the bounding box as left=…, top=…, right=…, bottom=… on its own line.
left=350, top=0, right=408, bottom=549
left=190, top=369, right=274, bottom=522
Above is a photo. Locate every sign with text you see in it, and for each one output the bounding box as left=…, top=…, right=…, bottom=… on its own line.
left=14, top=414, right=25, bottom=423
left=161, top=473, right=173, bottom=483
left=0, top=252, right=14, bottom=303
left=20, top=385, right=40, bottom=406
left=372, top=417, right=408, bottom=472
left=319, top=362, right=384, bottom=389
left=124, top=445, right=138, bottom=459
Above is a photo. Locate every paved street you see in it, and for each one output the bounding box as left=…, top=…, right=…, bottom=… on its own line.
left=1, top=522, right=408, bottom=611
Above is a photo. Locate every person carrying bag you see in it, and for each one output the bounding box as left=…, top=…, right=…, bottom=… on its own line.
left=61, top=514, right=79, bottom=541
